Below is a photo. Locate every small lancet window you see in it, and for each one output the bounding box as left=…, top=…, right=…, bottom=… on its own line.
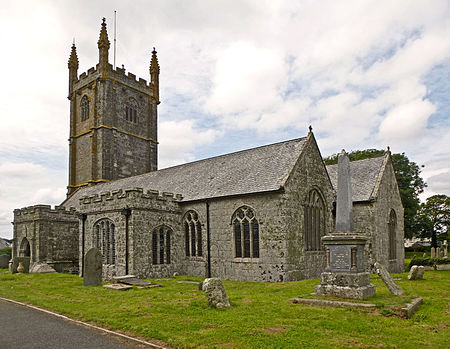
left=152, top=226, right=172, bottom=265
left=388, top=209, right=397, bottom=260
left=183, top=211, right=203, bottom=257
left=93, top=219, right=116, bottom=265
left=81, top=95, right=90, bottom=121
left=232, top=206, right=259, bottom=258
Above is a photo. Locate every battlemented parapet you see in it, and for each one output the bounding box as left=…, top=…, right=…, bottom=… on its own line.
left=12, top=205, right=79, bottom=273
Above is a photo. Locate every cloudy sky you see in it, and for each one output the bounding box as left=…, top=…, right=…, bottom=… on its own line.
left=1, top=0, right=449, bottom=238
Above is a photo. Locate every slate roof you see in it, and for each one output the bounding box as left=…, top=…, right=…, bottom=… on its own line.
left=63, top=137, right=308, bottom=209
left=326, top=155, right=386, bottom=202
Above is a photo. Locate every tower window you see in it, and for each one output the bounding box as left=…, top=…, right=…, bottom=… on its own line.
left=233, top=206, right=259, bottom=258
left=125, top=98, right=138, bottom=123
left=184, top=211, right=203, bottom=257
left=388, top=209, right=397, bottom=260
left=81, top=95, right=90, bottom=121
left=93, top=219, right=116, bottom=265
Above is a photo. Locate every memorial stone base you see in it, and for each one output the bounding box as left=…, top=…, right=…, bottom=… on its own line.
left=314, top=233, right=376, bottom=300
left=315, top=272, right=376, bottom=300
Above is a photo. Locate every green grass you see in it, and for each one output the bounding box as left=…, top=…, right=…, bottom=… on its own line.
left=0, top=269, right=449, bottom=348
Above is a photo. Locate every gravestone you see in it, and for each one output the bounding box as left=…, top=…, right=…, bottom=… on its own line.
left=202, top=278, right=230, bottom=308
left=83, top=248, right=102, bottom=286
left=408, top=265, right=425, bottom=280
left=29, top=262, right=56, bottom=273
left=374, top=262, right=403, bottom=295
left=431, top=247, right=436, bottom=258
left=0, top=254, right=9, bottom=269
left=315, top=150, right=375, bottom=300
left=444, top=241, right=448, bottom=258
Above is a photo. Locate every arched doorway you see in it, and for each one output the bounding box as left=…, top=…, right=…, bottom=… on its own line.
left=19, top=237, right=30, bottom=257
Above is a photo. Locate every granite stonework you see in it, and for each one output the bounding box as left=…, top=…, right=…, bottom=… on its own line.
left=202, top=278, right=230, bottom=308
left=83, top=247, right=102, bottom=286
left=29, top=262, right=56, bottom=273
left=374, top=262, right=403, bottom=295
left=11, top=205, right=79, bottom=273
left=408, top=265, right=425, bottom=280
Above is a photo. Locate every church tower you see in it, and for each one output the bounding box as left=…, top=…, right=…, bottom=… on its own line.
left=67, top=19, right=159, bottom=196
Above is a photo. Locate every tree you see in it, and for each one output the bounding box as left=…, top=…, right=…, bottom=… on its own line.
left=417, top=194, right=450, bottom=247
left=323, top=149, right=426, bottom=238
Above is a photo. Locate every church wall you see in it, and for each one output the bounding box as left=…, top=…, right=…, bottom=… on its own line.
left=78, top=188, right=182, bottom=280
left=371, top=158, right=405, bottom=273
left=12, top=205, right=79, bottom=273
left=282, top=135, right=335, bottom=281
left=180, top=192, right=290, bottom=282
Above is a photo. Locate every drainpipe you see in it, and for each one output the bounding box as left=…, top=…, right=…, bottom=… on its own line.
left=80, top=214, right=87, bottom=277
left=206, top=200, right=211, bottom=278
left=121, top=208, right=131, bottom=275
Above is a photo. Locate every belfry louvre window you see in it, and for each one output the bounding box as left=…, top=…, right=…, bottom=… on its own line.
left=233, top=206, right=259, bottom=258
left=81, top=95, right=89, bottom=121
left=184, top=211, right=203, bottom=257
left=304, top=189, right=325, bottom=251
left=152, top=226, right=172, bottom=265
left=94, top=219, right=116, bottom=264
left=125, top=98, right=138, bottom=123
left=388, top=209, right=397, bottom=260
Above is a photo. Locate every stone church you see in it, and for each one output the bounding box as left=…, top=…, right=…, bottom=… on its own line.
left=10, top=20, right=404, bottom=281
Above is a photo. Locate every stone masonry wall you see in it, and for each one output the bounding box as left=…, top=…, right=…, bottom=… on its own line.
left=78, top=188, right=182, bottom=280
left=372, top=156, right=405, bottom=273
left=282, top=134, right=335, bottom=280
left=13, top=205, right=79, bottom=273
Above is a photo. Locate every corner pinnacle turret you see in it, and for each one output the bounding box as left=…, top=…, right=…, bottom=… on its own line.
left=68, top=43, right=79, bottom=99
left=97, top=18, right=110, bottom=68
left=150, top=47, right=160, bottom=103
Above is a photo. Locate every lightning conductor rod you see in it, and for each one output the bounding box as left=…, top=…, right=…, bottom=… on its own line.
left=114, top=10, right=117, bottom=68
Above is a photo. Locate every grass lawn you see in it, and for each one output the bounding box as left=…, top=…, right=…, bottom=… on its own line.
left=0, top=268, right=449, bottom=348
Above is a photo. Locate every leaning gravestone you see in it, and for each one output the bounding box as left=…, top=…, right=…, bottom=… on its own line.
left=374, top=262, right=403, bottom=295
left=0, top=254, right=9, bottom=269
left=408, top=265, right=425, bottom=280
left=83, top=248, right=102, bottom=286
left=202, top=278, right=230, bottom=308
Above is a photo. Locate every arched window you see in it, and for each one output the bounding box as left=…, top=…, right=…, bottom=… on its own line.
left=125, top=97, right=138, bottom=123
left=388, top=209, right=397, bottom=260
left=19, top=237, right=30, bottom=257
left=152, top=226, right=172, bottom=265
left=93, top=219, right=116, bottom=265
left=81, top=95, right=90, bottom=121
left=233, top=206, right=259, bottom=258
left=184, top=211, right=203, bottom=257
left=304, top=189, right=325, bottom=251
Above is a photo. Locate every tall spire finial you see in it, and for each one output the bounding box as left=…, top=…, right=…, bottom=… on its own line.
left=309, top=125, right=313, bottom=133
left=150, top=47, right=160, bottom=103
left=68, top=42, right=79, bottom=70
left=98, top=18, right=110, bottom=67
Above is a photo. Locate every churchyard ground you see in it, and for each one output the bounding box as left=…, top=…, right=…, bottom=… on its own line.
left=0, top=268, right=448, bottom=348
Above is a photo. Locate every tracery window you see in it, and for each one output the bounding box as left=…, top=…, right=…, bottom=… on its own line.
left=125, top=97, right=138, bottom=123
left=388, top=209, right=397, bottom=260
left=184, top=211, right=203, bottom=257
left=233, top=206, right=259, bottom=258
left=94, top=219, right=116, bottom=264
left=152, top=226, right=172, bottom=265
left=81, top=95, right=90, bottom=121
left=304, top=189, right=325, bottom=251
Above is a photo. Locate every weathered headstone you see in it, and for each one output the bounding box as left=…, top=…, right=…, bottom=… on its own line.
left=438, top=247, right=443, bottom=258
left=0, top=254, right=9, bottom=269
left=422, top=253, right=427, bottom=259
left=444, top=241, right=448, bottom=258
left=29, top=262, right=56, bottom=273
left=431, top=247, right=436, bottom=258
left=374, top=262, right=403, bottom=295
left=202, top=278, right=230, bottom=308
left=83, top=248, right=102, bottom=286
left=408, top=265, right=425, bottom=280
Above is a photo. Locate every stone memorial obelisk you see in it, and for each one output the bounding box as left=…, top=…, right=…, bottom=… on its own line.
left=315, top=150, right=376, bottom=300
